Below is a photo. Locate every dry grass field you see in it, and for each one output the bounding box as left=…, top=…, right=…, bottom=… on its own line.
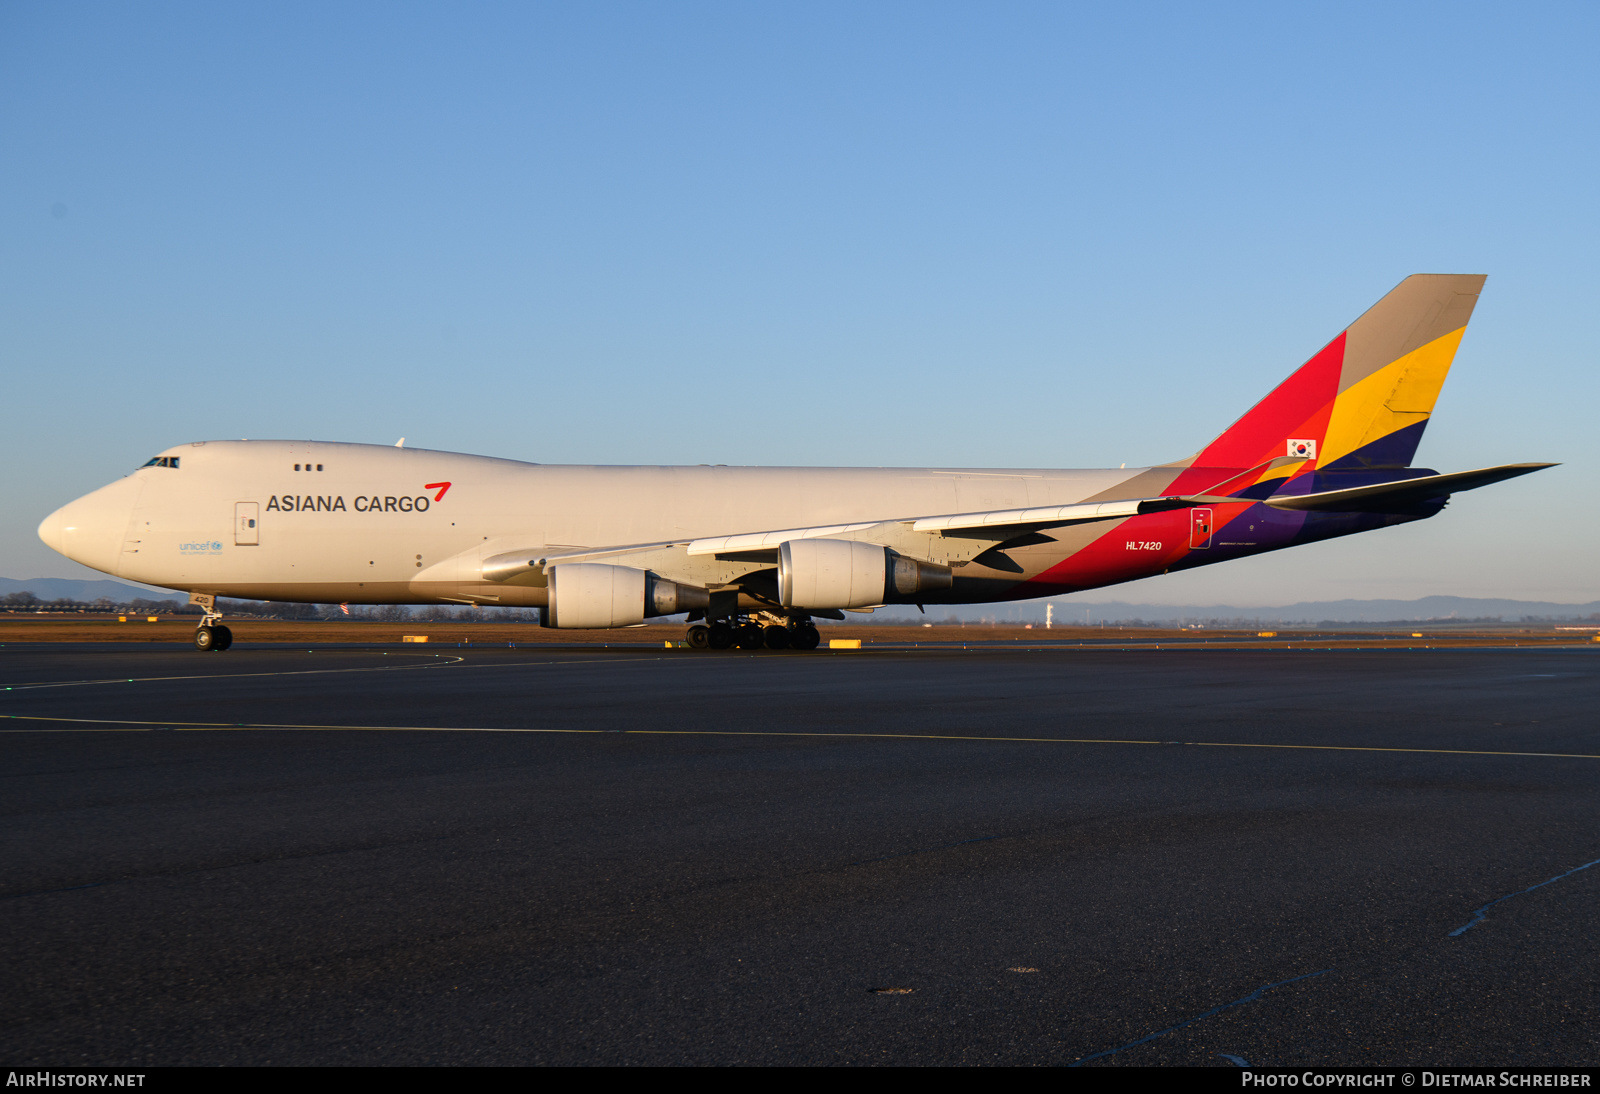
left=2, top=613, right=1596, bottom=649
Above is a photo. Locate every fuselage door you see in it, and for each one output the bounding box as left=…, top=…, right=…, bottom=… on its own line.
left=1190, top=507, right=1213, bottom=549
left=235, top=501, right=260, bottom=546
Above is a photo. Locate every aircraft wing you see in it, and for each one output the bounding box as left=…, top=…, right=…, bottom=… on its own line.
left=902, top=494, right=1240, bottom=536
left=685, top=523, right=882, bottom=556
left=480, top=540, right=688, bottom=582
left=685, top=493, right=1237, bottom=556
left=474, top=466, right=1549, bottom=592
left=477, top=491, right=1236, bottom=585
left=1264, top=463, right=1555, bottom=512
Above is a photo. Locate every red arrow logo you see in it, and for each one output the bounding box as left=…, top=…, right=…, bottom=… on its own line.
left=424, top=482, right=452, bottom=501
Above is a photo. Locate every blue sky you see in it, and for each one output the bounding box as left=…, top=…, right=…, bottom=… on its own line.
left=3, top=1, right=1595, bottom=604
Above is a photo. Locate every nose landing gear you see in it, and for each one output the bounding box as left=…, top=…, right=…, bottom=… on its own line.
left=194, top=624, right=233, bottom=652
left=189, top=593, right=233, bottom=652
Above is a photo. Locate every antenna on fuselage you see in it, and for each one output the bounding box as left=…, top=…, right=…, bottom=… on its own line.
left=395, top=437, right=406, bottom=448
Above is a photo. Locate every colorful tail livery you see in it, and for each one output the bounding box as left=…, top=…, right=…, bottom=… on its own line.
left=1027, top=275, right=1553, bottom=597
left=38, top=273, right=1554, bottom=649
left=1173, top=273, right=1486, bottom=489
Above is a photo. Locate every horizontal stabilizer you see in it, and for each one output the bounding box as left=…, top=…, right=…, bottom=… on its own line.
left=1264, top=463, right=1555, bottom=512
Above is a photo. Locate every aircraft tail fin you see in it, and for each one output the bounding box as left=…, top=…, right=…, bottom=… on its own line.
left=1167, top=275, right=1486, bottom=492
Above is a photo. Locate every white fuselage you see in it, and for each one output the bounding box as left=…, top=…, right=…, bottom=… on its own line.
left=39, top=440, right=1142, bottom=607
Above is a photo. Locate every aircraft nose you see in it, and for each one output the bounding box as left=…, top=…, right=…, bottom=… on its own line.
left=36, top=506, right=67, bottom=554
left=37, top=477, right=142, bottom=576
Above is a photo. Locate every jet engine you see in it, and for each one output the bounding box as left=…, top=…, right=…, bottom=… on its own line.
left=777, top=539, right=952, bottom=609
left=542, top=564, right=710, bottom=628
left=888, top=552, right=954, bottom=598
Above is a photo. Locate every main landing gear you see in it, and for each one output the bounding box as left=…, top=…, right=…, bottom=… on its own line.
left=190, top=593, right=233, bottom=652
left=685, top=613, right=820, bottom=652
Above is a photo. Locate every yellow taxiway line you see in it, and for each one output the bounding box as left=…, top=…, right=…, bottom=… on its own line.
left=3, top=712, right=1598, bottom=761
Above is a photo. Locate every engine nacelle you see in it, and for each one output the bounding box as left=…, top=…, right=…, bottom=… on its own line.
left=778, top=539, right=952, bottom=609
left=542, top=564, right=709, bottom=628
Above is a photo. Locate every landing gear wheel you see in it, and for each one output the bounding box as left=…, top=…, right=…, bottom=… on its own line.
left=790, top=624, right=821, bottom=650
left=762, top=625, right=791, bottom=650
left=213, top=625, right=233, bottom=651
left=686, top=624, right=711, bottom=650
left=707, top=622, right=735, bottom=650
left=733, top=624, right=764, bottom=650
left=194, top=625, right=217, bottom=652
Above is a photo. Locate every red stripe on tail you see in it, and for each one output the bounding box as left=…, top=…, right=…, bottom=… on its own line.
left=1166, top=333, right=1344, bottom=495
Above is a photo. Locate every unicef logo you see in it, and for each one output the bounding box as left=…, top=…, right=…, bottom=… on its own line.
left=179, top=541, right=224, bottom=554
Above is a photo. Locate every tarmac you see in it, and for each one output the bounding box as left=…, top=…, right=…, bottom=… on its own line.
left=3, top=640, right=1598, bottom=1066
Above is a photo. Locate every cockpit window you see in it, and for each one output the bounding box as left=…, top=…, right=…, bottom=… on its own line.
left=140, top=456, right=179, bottom=469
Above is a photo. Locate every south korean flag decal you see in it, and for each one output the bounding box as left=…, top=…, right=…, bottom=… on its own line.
left=1287, top=439, right=1317, bottom=459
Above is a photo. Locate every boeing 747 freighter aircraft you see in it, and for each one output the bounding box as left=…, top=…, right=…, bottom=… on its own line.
left=39, top=275, right=1552, bottom=651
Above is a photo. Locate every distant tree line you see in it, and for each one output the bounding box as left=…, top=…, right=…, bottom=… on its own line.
left=3, top=590, right=540, bottom=621
left=1, top=594, right=544, bottom=620
left=216, top=599, right=542, bottom=623
left=3, top=592, right=201, bottom=613
left=10, top=588, right=1596, bottom=627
